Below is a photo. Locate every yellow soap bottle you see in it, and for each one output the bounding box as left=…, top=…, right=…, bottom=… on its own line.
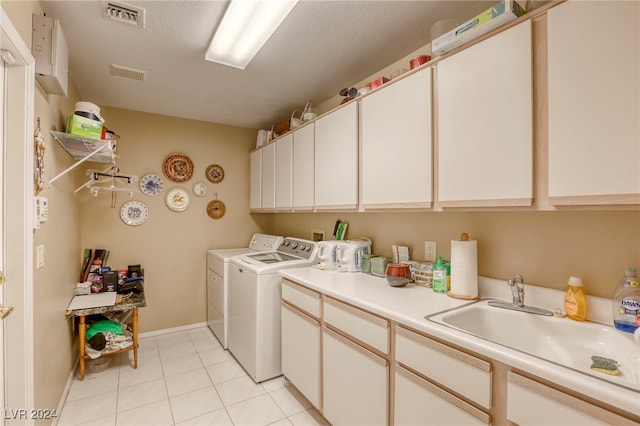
left=564, top=276, right=587, bottom=321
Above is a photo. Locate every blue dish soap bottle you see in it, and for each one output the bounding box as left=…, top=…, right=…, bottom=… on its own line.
left=613, top=267, right=640, bottom=333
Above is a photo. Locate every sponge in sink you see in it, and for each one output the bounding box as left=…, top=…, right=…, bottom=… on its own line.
left=590, top=356, right=620, bottom=376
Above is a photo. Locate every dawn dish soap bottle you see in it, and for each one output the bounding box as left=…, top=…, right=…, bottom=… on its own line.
left=613, top=267, right=640, bottom=333
left=564, top=276, right=587, bottom=321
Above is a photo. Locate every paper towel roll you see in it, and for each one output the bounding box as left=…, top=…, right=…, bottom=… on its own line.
left=449, top=239, right=479, bottom=299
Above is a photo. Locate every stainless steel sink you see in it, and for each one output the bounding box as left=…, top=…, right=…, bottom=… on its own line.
left=426, top=298, right=640, bottom=392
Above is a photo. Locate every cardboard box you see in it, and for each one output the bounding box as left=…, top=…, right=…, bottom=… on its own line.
left=432, top=0, right=526, bottom=57
left=66, top=114, right=103, bottom=139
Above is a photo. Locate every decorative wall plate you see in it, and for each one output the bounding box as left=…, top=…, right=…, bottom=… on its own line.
left=120, top=200, right=149, bottom=226
left=193, top=181, right=207, bottom=197
left=163, top=153, right=194, bottom=182
left=165, top=187, right=190, bottom=212
left=139, top=173, right=164, bottom=196
left=206, top=199, right=226, bottom=219
left=205, top=164, right=225, bottom=183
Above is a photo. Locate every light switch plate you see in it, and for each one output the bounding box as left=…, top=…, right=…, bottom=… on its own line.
left=36, top=245, right=45, bottom=269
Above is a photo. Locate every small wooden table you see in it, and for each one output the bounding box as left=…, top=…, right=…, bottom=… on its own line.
left=66, top=292, right=146, bottom=380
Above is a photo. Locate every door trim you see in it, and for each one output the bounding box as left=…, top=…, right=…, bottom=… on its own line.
left=1, top=7, right=36, bottom=419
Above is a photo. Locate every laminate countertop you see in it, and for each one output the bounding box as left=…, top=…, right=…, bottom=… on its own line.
left=279, top=267, right=640, bottom=417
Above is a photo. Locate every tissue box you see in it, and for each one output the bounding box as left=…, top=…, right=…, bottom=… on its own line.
left=66, top=114, right=103, bottom=139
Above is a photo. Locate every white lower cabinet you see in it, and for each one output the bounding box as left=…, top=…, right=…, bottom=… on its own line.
left=281, top=280, right=321, bottom=408
left=507, top=371, right=637, bottom=426
left=322, top=327, right=388, bottom=425
left=394, top=366, right=489, bottom=426
left=281, top=303, right=320, bottom=408
left=281, top=278, right=639, bottom=425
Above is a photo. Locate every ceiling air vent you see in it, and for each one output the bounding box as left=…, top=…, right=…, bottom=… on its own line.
left=103, top=1, right=145, bottom=29
left=109, top=63, right=146, bottom=82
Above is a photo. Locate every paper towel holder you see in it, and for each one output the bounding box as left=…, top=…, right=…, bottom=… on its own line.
left=447, top=232, right=481, bottom=301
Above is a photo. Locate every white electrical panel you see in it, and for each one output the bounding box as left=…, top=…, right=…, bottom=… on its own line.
left=36, top=196, right=48, bottom=223
left=32, top=14, right=68, bottom=96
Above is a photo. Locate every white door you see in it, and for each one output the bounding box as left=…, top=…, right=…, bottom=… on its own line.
left=0, top=47, right=6, bottom=426
left=1, top=8, right=36, bottom=422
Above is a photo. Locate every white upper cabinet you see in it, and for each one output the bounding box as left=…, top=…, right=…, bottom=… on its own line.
left=437, top=20, right=533, bottom=208
left=314, top=102, right=359, bottom=210
left=275, top=133, right=293, bottom=210
left=547, top=0, right=640, bottom=205
left=292, top=124, right=315, bottom=210
left=361, top=67, right=433, bottom=209
left=249, top=149, right=262, bottom=211
left=261, top=142, right=276, bottom=211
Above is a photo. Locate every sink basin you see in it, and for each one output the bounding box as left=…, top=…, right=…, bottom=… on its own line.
left=427, top=299, right=639, bottom=392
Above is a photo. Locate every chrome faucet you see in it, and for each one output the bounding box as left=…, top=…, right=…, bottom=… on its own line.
left=508, top=274, right=525, bottom=307
left=488, top=274, right=553, bottom=316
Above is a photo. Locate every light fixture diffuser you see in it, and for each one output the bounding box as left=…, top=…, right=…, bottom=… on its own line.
left=206, top=0, right=298, bottom=69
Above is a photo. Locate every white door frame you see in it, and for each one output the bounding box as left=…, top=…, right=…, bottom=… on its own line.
left=1, top=7, right=36, bottom=422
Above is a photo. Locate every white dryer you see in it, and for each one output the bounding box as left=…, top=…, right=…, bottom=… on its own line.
left=206, top=233, right=283, bottom=348
left=228, top=237, right=318, bottom=382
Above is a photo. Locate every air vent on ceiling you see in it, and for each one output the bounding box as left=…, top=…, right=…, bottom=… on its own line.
left=104, top=1, right=145, bottom=29
left=109, top=63, right=146, bottom=82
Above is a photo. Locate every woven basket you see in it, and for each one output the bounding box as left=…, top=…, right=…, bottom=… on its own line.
left=272, top=120, right=290, bottom=138
left=290, top=110, right=303, bottom=129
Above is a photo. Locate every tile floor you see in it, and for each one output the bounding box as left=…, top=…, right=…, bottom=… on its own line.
left=57, top=326, right=329, bottom=426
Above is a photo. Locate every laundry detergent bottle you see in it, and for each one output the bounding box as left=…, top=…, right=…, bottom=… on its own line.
left=613, top=267, right=640, bottom=333
left=564, top=276, right=587, bottom=321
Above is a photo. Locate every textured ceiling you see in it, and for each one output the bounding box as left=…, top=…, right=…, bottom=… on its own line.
left=40, top=0, right=496, bottom=130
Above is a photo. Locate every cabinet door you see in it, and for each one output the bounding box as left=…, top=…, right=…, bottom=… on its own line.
left=322, top=327, right=388, bottom=425
left=261, top=142, right=276, bottom=211
left=314, top=102, right=358, bottom=209
left=395, top=366, right=489, bottom=426
left=292, top=124, right=315, bottom=210
left=507, top=372, right=637, bottom=426
left=395, top=326, right=492, bottom=409
left=281, top=303, right=321, bottom=409
left=437, top=20, right=533, bottom=207
left=275, top=134, right=293, bottom=210
left=547, top=1, right=640, bottom=205
left=361, top=67, right=433, bottom=208
left=249, top=149, right=262, bottom=211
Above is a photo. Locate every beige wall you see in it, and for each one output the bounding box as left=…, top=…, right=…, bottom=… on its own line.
left=272, top=211, right=640, bottom=299
left=78, top=107, right=270, bottom=332
left=3, top=0, right=82, bottom=420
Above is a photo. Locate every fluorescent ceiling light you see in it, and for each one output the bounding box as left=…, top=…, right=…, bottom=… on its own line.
left=206, top=0, right=298, bottom=69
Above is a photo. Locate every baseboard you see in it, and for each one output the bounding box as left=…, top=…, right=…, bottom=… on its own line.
left=138, top=321, right=209, bottom=338
left=52, top=356, right=79, bottom=426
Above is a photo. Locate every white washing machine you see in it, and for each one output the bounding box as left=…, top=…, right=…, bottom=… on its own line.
left=206, top=233, right=283, bottom=348
left=228, top=237, right=318, bottom=382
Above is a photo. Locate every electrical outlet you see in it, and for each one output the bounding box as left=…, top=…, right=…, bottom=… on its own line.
left=311, top=229, right=326, bottom=242
left=424, top=241, right=436, bottom=262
